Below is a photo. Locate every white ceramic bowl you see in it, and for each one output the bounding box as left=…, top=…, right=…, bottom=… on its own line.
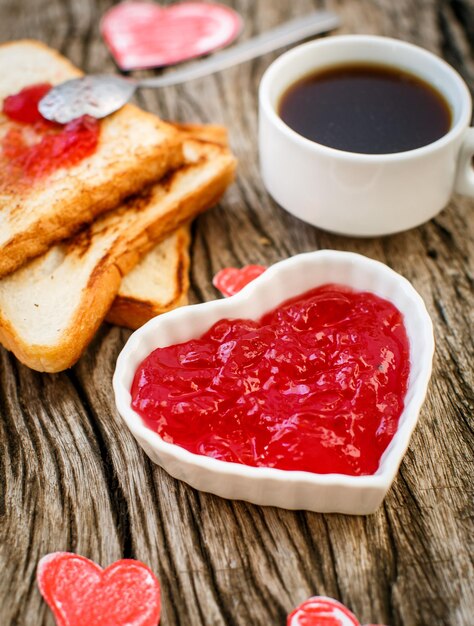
left=113, top=251, right=434, bottom=515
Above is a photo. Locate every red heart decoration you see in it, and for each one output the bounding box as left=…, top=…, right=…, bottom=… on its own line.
left=213, top=264, right=267, bottom=297
left=288, top=597, right=360, bottom=626
left=37, top=552, right=161, bottom=626
left=288, top=597, right=387, bottom=626
left=101, top=1, right=242, bottom=70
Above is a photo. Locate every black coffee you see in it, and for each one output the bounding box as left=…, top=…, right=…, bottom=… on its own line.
left=278, top=63, right=451, bottom=154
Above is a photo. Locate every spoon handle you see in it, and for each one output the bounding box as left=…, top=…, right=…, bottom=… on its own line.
left=138, top=11, right=340, bottom=89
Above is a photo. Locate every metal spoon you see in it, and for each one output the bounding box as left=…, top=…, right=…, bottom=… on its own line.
left=39, top=11, right=340, bottom=124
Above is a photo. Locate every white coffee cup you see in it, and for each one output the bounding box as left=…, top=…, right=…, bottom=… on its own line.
left=259, top=35, right=474, bottom=237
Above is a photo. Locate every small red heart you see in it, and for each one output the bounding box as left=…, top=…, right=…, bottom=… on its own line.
left=213, top=264, right=267, bottom=297
left=101, top=1, right=242, bottom=70
left=288, top=596, right=387, bottom=626
left=37, top=552, right=161, bottom=626
left=288, top=596, right=360, bottom=626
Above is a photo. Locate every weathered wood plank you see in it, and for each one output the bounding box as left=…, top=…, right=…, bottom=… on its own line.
left=0, top=0, right=473, bottom=625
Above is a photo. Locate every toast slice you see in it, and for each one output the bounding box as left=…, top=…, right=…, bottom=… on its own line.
left=106, top=226, right=191, bottom=330
left=0, top=40, right=183, bottom=278
left=0, top=139, right=236, bottom=372
left=107, top=123, right=229, bottom=329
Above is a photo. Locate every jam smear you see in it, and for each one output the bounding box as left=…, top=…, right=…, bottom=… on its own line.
left=1, top=83, right=100, bottom=187
left=3, top=83, right=52, bottom=124
left=131, top=285, right=410, bottom=476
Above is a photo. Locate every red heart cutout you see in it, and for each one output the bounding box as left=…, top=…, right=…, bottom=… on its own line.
left=101, top=1, right=242, bottom=70
left=213, top=264, right=267, bottom=297
left=37, top=552, right=161, bottom=626
left=288, top=597, right=360, bottom=626
left=288, top=597, right=387, bottom=626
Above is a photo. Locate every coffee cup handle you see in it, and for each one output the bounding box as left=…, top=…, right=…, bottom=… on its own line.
left=455, top=127, right=474, bottom=197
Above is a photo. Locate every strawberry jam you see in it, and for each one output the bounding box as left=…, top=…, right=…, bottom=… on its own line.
left=1, top=83, right=100, bottom=186
left=131, top=285, right=410, bottom=476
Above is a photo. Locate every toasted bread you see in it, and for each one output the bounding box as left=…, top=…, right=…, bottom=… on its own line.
left=107, top=123, right=229, bottom=329
left=107, top=226, right=191, bottom=330
left=0, top=40, right=183, bottom=278
left=0, top=139, right=236, bottom=372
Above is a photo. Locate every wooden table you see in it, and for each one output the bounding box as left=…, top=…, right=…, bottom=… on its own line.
left=1, top=1, right=473, bottom=625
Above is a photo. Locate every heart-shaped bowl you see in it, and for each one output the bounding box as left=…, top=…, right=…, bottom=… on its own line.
left=113, top=251, right=434, bottom=515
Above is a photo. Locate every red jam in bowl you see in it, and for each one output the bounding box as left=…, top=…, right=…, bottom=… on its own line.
left=1, top=83, right=100, bottom=188
left=131, top=285, right=410, bottom=476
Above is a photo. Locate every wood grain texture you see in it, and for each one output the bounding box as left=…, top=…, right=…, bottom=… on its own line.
left=0, top=1, right=473, bottom=625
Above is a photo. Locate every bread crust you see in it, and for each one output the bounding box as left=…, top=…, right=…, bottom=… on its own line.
left=0, top=39, right=82, bottom=79
left=0, top=261, right=123, bottom=372
left=169, top=123, right=229, bottom=147
left=106, top=227, right=191, bottom=330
